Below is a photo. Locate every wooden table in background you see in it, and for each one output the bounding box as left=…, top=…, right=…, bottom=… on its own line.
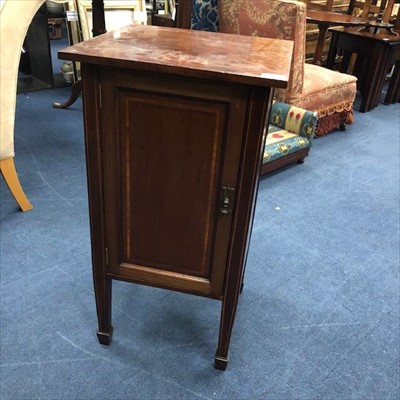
left=59, top=25, right=293, bottom=370
left=326, top=26, right=400, bottom=111
left=307, top=9, right=367, bottom=65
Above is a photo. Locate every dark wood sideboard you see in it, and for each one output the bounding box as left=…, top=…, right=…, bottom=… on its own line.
left=326, top=26, right=400, bottom=111
left=59, top=25, right=293, bottom=370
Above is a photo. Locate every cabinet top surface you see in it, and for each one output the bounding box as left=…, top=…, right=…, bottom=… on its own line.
left=59, top=25, right=293, bottom=88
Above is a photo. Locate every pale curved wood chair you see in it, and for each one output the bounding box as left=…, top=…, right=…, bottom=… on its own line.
left=0, top=0, right=73, bottom=211
left=0, top=0, right=43, bottom=211
left=0, top=0, right=147, bottom=211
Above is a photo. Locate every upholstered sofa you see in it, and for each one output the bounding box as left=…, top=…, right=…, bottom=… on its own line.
left=191, top=0, right=358, bottom=137
left=191, top=0, right=319, bottom=174
left=263, top=102, right=318, bottom=174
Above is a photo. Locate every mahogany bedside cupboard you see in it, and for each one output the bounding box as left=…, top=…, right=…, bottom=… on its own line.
left=59, top=25, right=293, bottom=370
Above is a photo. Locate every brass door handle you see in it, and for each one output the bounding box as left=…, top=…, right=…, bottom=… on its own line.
left=220, top=186, right=235, bottom=215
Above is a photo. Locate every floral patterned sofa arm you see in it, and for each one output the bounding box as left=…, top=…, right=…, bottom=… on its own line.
left=262, top=102, right=318, bottom=175
left=218, top=0, right=306, bottom=102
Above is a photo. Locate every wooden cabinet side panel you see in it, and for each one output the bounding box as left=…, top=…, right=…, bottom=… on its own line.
left=216, top=86, right=272, bottom=359
left=80, top=64, right=111, bottom=333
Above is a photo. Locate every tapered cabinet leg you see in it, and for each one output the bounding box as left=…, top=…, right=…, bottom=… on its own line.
left=215, top=298, right=234, bottom=370
left=97, top=326, right=113, bottom=345
left=214, top=309, right=233, bottom=370
left=94, top=275, right=113, bottom=345
left=215, top=286, right=241, bottom=370
left=215, top=353, right=229, bottom=371
left=0, top=158, right=33, bottom=211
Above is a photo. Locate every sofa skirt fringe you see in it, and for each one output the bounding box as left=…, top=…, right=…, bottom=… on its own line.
left=315, top=105, right=354, bottom=137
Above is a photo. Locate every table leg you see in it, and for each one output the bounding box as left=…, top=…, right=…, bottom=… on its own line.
left=326, top=30, right=339, bottom=69
left=340, top=50, right=354, bottom=73
left=313, top=24, right=329, bottom=65
left=347, top=0, right=356, bottom=15
left=359, top=44, right=388, bottom=112
left=385, top=61, right=400, bottom=104
left=371, top=49, right=392, bottom=109
left=53, top=80, right=82, bottom=109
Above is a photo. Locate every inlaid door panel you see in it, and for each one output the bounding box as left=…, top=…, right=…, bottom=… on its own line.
left=120, top=91, right=225, bottom=277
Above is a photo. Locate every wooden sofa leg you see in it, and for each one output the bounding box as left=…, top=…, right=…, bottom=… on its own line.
left=0, top=158, right=33, bottom=211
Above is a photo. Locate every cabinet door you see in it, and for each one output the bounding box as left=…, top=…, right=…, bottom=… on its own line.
left=99, top=68, right=250, bottom=298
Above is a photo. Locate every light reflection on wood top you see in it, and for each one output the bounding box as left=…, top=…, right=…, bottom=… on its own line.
left=59, top=25, right=293, bottom=88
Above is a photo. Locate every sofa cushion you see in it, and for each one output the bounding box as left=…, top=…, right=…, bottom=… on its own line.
left=290, top=63, right=357, bottom=119
left=263, top=125, right=311, bottom=164
left=270, top=101, right=317, bottom=139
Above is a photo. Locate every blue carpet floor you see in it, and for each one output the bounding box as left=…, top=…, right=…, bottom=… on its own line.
left=1, top=86, right=399, bottom=399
